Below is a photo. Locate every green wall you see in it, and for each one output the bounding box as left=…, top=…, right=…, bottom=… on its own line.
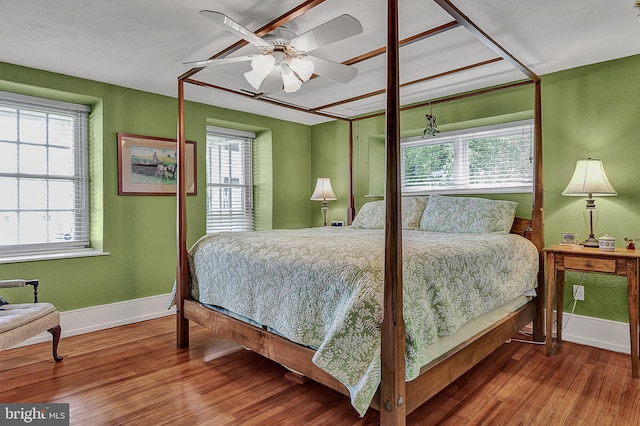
left=310, top=54, right=640, bottom=323
left=310, top=120, right=351, bottom=226
left=541, top=55, right=640, bottom=322
left=2, top=53, right=640, bottom=325
left=0, top=62, right=311, bottom=311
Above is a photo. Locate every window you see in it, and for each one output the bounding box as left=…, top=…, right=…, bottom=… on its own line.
left=402, top=120, right=533, bottom=194
left=0, top=91, right=90, bottom=256
left=205, top=126, right=254, bottom=233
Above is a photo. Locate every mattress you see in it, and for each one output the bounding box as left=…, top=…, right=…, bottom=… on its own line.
left=188, top=227, right=539, bottom=415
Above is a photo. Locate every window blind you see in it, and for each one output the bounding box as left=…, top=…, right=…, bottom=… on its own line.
left=0, top=91, right=90, bottom=255
left=205, top=126, right=254, bottom=233
left=402, top=120, right=533, bottom=194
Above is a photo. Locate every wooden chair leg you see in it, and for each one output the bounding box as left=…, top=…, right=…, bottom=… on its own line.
left=47, top=325, right=63, bottom=362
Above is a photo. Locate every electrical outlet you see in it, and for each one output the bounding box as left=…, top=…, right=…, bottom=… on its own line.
left=573, top=285, right=585, bottom=301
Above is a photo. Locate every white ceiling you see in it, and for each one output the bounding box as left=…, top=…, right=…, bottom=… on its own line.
left=1, top=0, right=639, bottom=125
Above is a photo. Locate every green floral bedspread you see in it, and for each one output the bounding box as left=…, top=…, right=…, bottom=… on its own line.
left=188, top=228, right=538, bottom=416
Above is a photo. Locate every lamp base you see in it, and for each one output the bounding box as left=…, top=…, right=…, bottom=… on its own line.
left=582, top=237, right=599, bottom=247
left=321, top=202, right=328, bottom=226
left=582, top=199, right=599, bottom=248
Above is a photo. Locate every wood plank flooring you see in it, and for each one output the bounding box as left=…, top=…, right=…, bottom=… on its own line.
left=1, top=315, right=639, bottom=425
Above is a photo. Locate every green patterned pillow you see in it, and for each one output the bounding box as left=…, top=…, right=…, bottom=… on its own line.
left=419, top=194, right=517, bottom=234
left=351, top=197, right=429, bottom=230
left=351, top=200, right=385, bottom=229
left=402, top=196, right=429, bottom=230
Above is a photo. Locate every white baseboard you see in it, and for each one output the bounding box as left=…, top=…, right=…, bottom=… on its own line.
left=561, top=312, right=631, bottom=354
left=12, top=297, right=632, bottom=356
left=13, top=293, right=176, bottom=348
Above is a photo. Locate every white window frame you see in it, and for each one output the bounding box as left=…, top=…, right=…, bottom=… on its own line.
left=401, top=120, right=534, bottom=195
left=205, top=126, right=254, bottom=233
left=0, top=91, right=92, bottom=260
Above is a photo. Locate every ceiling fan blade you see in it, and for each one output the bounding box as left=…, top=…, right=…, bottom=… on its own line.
left=289, top=15, right=363, bottom=53
left=306, top=55, right=359, bottom=83
left=183, top=55, right=256, bottom=68
left=199, top=11, right=273, bottom=50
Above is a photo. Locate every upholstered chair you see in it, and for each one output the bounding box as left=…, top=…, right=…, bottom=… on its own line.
left=0, top=279, right=63, bottom=362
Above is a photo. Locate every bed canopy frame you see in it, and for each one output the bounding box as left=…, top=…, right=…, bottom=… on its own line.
left=175, top=0, right=544, bottom=423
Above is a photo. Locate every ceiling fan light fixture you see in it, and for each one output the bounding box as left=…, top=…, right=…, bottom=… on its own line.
left=194, top=11, right=363, bottom=94
left=289, top=57, right=314, bottom=82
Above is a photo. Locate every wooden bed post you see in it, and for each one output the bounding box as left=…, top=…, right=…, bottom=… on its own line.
left=380, top=0, right=406, bottom=424
left=347, top=120, right=355, bottom=225
left=176, top=78, right=189, bottom=348
left=532, top=79, right=545, bottom=342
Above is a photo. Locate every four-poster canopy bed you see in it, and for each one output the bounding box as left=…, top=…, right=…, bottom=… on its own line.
left=175, top=0, right=544, bottom=424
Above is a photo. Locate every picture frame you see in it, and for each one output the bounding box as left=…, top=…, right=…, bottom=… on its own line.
left=560, top=232, right=581, bottom=245
left=117, top=133, right=197, bottom=196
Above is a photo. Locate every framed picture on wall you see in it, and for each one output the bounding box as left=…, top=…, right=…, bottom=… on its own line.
left=117, top=133, right=197, bottom=196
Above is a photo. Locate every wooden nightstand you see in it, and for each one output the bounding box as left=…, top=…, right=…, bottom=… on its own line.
left=543, top=244, right=640, bottom=378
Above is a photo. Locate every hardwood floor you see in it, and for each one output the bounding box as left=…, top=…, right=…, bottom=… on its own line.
left=1, top=316, right=639, bottom=425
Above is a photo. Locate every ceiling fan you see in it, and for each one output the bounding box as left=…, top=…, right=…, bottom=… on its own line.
left=184, top=11, right=363, bottom=93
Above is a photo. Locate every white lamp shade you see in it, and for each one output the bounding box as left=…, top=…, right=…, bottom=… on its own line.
left=281, top=64, right=303, bottom=93
left=243, top=55, right=276, bottom=90
left=244, top=69, right=267, bottom=91
left=311, top=178, right=337, bottom=201
left=289, top=57, right=315, bottom=81
left=562, top=158, right=617, bottom=196
left=250, top=54, right=276, bottom=73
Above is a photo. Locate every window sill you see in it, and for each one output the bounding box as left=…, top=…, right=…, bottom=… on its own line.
left=0, top=249, right=110, bottom=264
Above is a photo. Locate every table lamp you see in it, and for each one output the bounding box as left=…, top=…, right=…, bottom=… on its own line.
left=562, top=158, right=617, bottom=247
left=311, top=178, right=337, bottom=226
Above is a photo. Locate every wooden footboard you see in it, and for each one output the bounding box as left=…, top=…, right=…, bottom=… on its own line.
left=183, top=297, right=536, bottom=415
left=183, top=299, right=355, bottom=404
left=404, top=301, right=536, bottom=413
